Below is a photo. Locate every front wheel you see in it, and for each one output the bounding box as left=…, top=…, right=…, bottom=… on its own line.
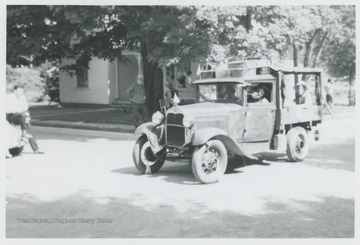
left=132, top=135, right=165, bottom=174
left=286, top=127, right=309, bottom=162
left=191, top=140, right=228, bottom=184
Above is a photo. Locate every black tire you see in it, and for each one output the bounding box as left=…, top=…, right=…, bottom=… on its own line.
left=132, top=135, right=165, bottom=174
left=9, top=146, right=24, bottom=157
left=191, top=140, right=228, bottom=184
left=286, top=127, right=309, bottom=162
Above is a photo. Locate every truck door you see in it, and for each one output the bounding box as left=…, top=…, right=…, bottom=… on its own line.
left=242, top=83, right=276, bottom=142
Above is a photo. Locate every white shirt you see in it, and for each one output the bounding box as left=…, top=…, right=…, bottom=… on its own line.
left=185, top=76, right=192, bottom=87
left=260, top=97, right=269, bottom=104
left=6, top=93, right=29, bottom=113
left=324, top=82, right=334, bottom=95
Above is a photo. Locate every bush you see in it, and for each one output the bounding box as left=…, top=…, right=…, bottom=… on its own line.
left=42, top=66, right=59, bottom=103
left=6, top=65, right=45, bottom=102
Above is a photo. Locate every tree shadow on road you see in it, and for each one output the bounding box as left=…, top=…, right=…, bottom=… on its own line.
left=305, top=138, right=355, bottom=172
left=6, top=192, right=354, bottom=238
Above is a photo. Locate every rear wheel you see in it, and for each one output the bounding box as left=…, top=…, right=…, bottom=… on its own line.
left=191, top=140, right=228, bottom=184
left=286, top=127, right=309, bottom=162
left=132, top=135, right=165, bottom=174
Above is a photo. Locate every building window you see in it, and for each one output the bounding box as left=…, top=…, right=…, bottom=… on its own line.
left=76, top=64, right=89, bottom=88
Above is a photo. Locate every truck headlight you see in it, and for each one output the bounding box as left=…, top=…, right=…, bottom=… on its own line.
left=152, top=111, right=164, bottom=125
left=182, top=115, right=195, bottom=128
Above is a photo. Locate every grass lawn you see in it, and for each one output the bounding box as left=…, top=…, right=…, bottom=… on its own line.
left=29, top=105, right=134, bottom=125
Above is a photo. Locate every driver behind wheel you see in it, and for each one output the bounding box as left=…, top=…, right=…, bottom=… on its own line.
left=251, top=86, right=269, bottom=104
left=223, top=85, right=239, bottom=102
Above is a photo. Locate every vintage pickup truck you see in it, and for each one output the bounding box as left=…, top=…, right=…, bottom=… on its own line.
left=132, top=60, right=323, bottom=184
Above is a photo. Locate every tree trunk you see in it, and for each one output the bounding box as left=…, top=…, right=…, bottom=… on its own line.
left=140, top=40, right=164, bottom=114
left=312, top=31, right=330, bottom=68
left=303, top=29, right=320, bottom=68
left=245, top=8, right=253, bottom=31
left=293, top=41, right=298, bottom=67
left=293, top=41, right=299, bottom=84
left=348, top=70, right=352, bottom=106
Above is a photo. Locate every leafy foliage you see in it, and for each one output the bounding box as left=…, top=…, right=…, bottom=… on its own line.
left=6, top=65, right=45, bottom=102
left=7, top=5, right=356, bottom=109
left=321, top=6, right=355, bottom=79
left=41, top=64, right=60, bottom=102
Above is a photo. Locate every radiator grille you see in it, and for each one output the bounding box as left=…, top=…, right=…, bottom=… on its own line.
left=167, top=113, right=184, bottom=125
left=166, top=125, right=185, bottom=147
left=166, top=113, right=185, bottom=147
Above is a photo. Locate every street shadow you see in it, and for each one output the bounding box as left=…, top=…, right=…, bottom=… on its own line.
left=111, top=167, right=142, bottom=176
left=6, top=192, right=354, bottom=238
left=112, top=161, right=199, bottom=185
left=112, top=156, right=270, bottom=185
left=305, top=138, right=355, bottom=172
left=255, top=152, right=289, bottom=163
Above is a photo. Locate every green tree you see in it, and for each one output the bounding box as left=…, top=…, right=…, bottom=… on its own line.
left=321, top=5, right=356, bottom=105
left=7, top=5, right=253, bottom=112
left=7, top=5, right=355, bottom=110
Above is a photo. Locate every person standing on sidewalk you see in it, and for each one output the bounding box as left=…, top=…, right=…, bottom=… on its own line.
left=6, top=85, right=44, bottom=154
left=126, top=76, right=149, bottom=129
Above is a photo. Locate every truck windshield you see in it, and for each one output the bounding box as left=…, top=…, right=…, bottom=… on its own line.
left=197, top=83, right=243, bottom=105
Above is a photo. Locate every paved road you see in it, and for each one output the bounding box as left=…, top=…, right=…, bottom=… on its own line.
left=6, top=106, right=355, bottom=238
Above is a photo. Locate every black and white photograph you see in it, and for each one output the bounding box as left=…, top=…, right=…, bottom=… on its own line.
left=1, top=1, right=358, bottom=243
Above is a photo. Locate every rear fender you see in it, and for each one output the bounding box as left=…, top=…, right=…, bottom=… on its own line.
left=192, top=128, right=258, bottom=160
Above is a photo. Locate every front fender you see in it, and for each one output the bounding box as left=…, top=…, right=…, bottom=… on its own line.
left=134, top=122, right=156, bottom=136
left=134, top=122, right=164, bottom=154
left=192, top=127, right=258, bottom=160
left=192, top=127, right=229, bottom=146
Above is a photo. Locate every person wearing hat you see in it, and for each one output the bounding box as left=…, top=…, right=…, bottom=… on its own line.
left=126, top=76, right=149, bottom=129
left=251, top=86, right=269, bottom=104
left=294, top=81, right=313, bottom=106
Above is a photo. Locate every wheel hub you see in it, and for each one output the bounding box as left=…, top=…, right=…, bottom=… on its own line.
left=201, top=148, right=221, bottom=175
left=295, top=136, right=305, bottom=153
left=140, top=142, right=157, bottom=167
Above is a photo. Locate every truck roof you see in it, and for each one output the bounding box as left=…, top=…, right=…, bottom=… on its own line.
left=193, top=73, right=277, bottom=85
left=192, top=77, right=250, bottom=85
left=197, top=65, right=322, bottom=82
left=270, top=66, right=323, bottom=74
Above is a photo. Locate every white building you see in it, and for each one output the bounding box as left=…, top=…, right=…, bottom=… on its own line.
left=59, top=51, right=200, bottom=106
